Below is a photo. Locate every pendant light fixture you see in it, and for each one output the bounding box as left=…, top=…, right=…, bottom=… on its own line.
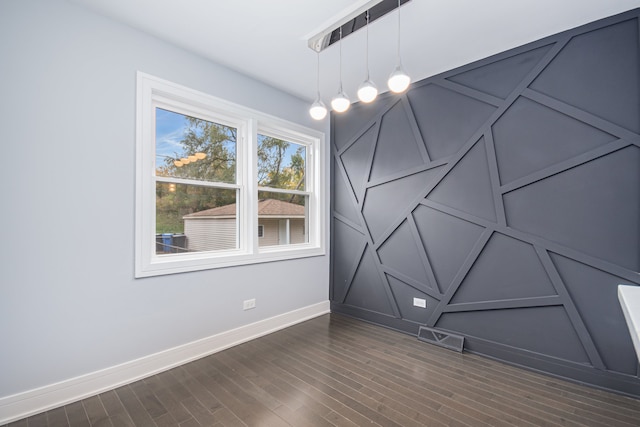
left=309, top=51, right=327, bottom=120
left=331, top=27, right=350, bottom=113
left=387, top=0, right=411, bottom=93
left=357, top=11, right=378, bottom=103
left=307, top=0, right=413, bottom=113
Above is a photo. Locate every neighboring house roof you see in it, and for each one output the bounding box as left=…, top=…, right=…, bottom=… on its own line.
left=183, top=198, right=305, bottom=219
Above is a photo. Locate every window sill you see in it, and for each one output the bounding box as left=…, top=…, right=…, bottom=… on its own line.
left=136, top=245, right=325, bottom=278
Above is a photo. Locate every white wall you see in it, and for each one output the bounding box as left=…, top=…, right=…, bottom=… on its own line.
left=0, top=0, right=329, bottom=402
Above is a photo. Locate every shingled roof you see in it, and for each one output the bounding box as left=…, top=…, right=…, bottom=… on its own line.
left=184, top=198, right=305, bottom=218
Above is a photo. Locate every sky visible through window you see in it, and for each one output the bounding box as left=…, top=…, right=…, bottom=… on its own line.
left=155, top=108, right=304, bottom=175
left=155, top=108, right=203, bottom=166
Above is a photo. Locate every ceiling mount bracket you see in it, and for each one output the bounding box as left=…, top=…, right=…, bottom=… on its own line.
left=307, top=0, right=411, bottom=52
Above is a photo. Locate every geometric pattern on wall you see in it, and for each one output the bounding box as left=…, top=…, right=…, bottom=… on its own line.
left=529, top=18, right=640, bottom=133
left=333, top=159, right=361, bottom=226
left=377, top=219, right=433, bottom=290
left=331, top=217, right=365, bottom=303
left=412, top=205, right=485, bottom=295
left=504, top=145, right=640, bottom=272
left=369, top=101, right=428, bottom=180
left=343, top=246, right=395, bottom=316
left=340, top=125, right=377, bottom=202
left=426, top=137, right=497, bottom=222
left=492, top=97, right=617, bottom=185
left=447, top=44, right=553, bottom=99
left=387, top=275, right=440, bottom=324
left=551, top=253, right=640, bottom=376
left=362, top=168, right=443, bottom=243
left=407, top=85, right=497, bottom=160
left=437, top=306, right=592, bottom=364
left=331, top=10, right=640, bottom=395
left=450, top=233, right=558, bottom=304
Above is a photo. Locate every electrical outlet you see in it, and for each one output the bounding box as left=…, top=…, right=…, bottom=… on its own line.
left=413, top=297, right=427, bottom=308
left=243, top=298, right=256, bottom=310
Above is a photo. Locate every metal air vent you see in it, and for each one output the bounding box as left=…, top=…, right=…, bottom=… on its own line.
left=417, top=326, right=465, bottom=352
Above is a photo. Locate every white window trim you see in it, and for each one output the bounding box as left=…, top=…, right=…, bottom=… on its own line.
left=135, top=72, right=325, bottom=277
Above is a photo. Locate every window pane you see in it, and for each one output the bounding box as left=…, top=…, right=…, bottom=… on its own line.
left=257, top=134, right=306, bottom=190
left=156, top=182, right=238, bottom=254
left=257, top=191, right=308, bottom=247
left=156, top=108, right=236, bottom=184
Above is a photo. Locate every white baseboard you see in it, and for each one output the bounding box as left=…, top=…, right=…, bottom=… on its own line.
left=0, top=300, right=330, bottom=424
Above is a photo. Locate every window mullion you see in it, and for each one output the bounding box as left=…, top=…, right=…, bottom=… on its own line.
left=256, top=186, right=310, bottom=197
left=245, top=118, right=258, bottom=254
left=155, top=176, right=240, bottom=190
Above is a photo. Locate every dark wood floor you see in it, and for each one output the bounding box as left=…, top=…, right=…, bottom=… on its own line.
left=5, top=313, right=640, bottom=426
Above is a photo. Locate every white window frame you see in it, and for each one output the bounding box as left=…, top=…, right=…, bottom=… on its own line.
left=256, top=124, right=315, bottom=251
left=135, top=72, right=325, bottom=277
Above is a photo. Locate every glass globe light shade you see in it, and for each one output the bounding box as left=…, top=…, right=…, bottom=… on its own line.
left=180, top=158, right=190, bottom=165
left=309, top=99, right=327, bottom=120
left=188, top=155, right=198, bottom=162
left=331, top=91, right=350, bottom=113
left=387, top=66, right=411, bottom=93
left=174, top=160, right=184, bottom=167
left=357, top=80, right=378, bottom=103
left=195, top=152, right=206, bottom=160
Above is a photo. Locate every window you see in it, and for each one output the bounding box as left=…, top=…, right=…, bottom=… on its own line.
left=136, top=73, right=325, bottom=277
left=155, top=108, right=240, bottom=254
left=257, top=131, right=309, bottom=247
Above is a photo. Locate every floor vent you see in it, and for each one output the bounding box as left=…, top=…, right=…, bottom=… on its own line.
left=417, top=326, right=464, bottom=352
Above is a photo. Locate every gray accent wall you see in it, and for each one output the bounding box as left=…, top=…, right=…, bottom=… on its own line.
left=330, top=9, right=640, bottom=395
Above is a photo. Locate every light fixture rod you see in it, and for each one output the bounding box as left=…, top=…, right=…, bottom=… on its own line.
left=396, top=0, right=401, bottom=64
left=365, top=11, right=371, bottom=79
left=339, top=27, right=343, bottom=89
left=316, top=51, right=321, bottom=96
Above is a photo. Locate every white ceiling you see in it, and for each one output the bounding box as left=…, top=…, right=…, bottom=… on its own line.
left=69, top=0, right=640, bottom=104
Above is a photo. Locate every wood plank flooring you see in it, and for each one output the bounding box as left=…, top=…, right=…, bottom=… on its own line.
left=5, top=313, right=640, bottom=426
